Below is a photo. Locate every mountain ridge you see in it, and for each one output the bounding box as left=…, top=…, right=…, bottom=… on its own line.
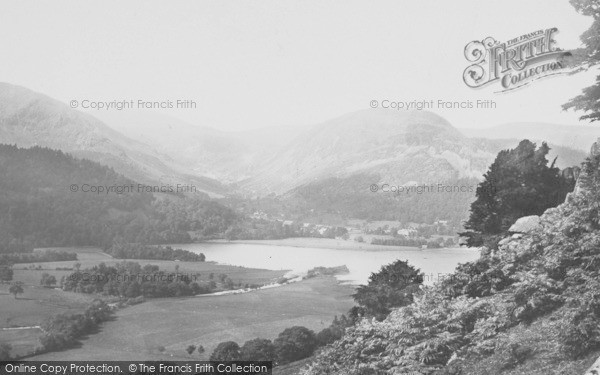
left=0, top=82, right=226, bottom=196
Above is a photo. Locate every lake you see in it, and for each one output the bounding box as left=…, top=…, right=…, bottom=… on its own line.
left=173, top=242, right=481, bottom=286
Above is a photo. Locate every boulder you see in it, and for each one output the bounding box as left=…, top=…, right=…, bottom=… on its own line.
left=508, top=215, right=541, bottom=234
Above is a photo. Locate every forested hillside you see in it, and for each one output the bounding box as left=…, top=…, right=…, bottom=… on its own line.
left=0, top=144, right=237, bottom=252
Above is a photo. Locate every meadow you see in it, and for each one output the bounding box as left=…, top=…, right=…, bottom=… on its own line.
left=0, top=247, right=293, bottom=358
left=27, top=276, right=354, bottom=361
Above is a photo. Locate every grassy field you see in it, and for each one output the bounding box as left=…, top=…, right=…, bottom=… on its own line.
left=16, top=247, right=287, bottom=286
left=27, top=276, right=355, bottom=362
left=1, top=247, right=290, bottom=359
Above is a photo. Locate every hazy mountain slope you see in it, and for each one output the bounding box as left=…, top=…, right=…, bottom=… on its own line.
left=470, top=138, right=589, bottom=170
left=0, top=83, right=225, bottom=195
left=240, top=111, right=591, bottom=195
left=461, top=122, right=600, bottom=152
left=241, top=110, right=502, bottom=194
left=95, top=111, right=307, bottom=183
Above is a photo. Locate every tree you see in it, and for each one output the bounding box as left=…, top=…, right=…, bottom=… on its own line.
left=197, top=345, right=205, bottom=355
left=460, top=140, right=574, bottom=248
left=274, top=326, right=318, bottom=365
left=40, top=273, right=57, bottom=287
left=562, top=0, right=600, bottom=122
left=0, top=266, right=13, bottom=282
left=353, top=259, right=423, bottom=320
left=9, top=282, right=24, bottom=299
left=316, top=327, right=341, bottom=346
left=210, top=341, right=241, bottom=361
left=186, top=345, right=196, bottom=355
left=240, top=338, right=275, bottom=361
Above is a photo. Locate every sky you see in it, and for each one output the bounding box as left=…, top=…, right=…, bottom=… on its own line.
left=0, top=0, right=597, bottom=132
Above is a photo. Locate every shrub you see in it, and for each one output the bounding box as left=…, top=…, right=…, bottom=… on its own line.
left=500, top=343, right=534, bottom=370
left=316, top=327, right=341, bottom=346
left=186, top=345, right=196, bottom=355
left=210, top=341, right=241, bottom=361
left=240, top=338, right=275, bottom=361
left=353, top=259, right=423, bottom=319
left=274, top=326, right=318, bottom=365
left=559, top=304, right=600, bottom=359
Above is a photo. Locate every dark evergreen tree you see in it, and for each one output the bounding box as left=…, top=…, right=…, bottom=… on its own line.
left=461, top=140, right=574, bottom=248
left=563, top=0, right=600, bottom=122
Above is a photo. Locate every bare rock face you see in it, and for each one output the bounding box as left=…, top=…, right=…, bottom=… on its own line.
left=508, top=215, right=541, bottom=234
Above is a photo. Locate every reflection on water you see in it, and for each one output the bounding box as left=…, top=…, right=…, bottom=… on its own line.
left=174, top=242, right=480, bottom=286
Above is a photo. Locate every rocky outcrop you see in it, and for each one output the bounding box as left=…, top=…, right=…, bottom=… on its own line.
left=508, top=215, right=541, bottom=234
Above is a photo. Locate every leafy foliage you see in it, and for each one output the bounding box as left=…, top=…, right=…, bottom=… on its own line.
left=8, top=281, right=24, bottom=298
left=210, top=341, right=241, bottom=361
left=0, top=144, right=237, bottom=251
left=106, top=242, right=205, bottom=262
left=240, top=338, right=276, bottom=361
left=62, top=261, right=208, bottom=298
left=0, top=250, right=77, bottom=264
left=353, top=259, right=423, bottom=320
left=40, top=273, right=57, bottom=287
left=39, top=299, right=112, bottom=352
left=274, top=326, right=318, bottom=365
left=562, top=0, right=600, bottom=122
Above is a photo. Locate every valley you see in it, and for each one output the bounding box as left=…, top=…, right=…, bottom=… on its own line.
left=0, top=82, right=596, bottom=373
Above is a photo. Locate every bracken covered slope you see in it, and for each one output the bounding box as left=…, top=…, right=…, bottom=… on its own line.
left=302, top=139, right=600, bottom=375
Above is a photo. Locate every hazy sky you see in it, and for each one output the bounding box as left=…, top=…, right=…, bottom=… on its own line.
left=0, top=0, right=597, bottom=131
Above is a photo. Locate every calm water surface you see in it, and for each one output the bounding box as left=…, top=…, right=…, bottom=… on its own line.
left=174, top=242, right=480, bottom=285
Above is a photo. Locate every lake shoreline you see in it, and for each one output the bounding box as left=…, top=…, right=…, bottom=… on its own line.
left=207, top=237, right=421, bottom=252
left=204, top=237, right=479, bottom=253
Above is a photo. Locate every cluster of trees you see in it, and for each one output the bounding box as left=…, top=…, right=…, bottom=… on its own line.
left=371, top=237, right=454, bottom=248
left=0, top=145, right=238, bottom=251
left=460, top=140, right=575, bottom=248
left=60, top=262, right=252, bottom=298
left=0, top=250, right=76, bottom=264
left=8, top=281, right=24, bottom=298
left=106, top=242, right=205, bottom=262
left=39, top=300, right=112, bottom=352
left=62, top=262, right=208, bottom=298
left=40, top=273, right=57, bottom=287
left=210, top=326, right=320, bottom=366
left=154, top=199, right=238, bottom=240
left=225, top=220, right=348, bottom=241
left=0, top=266, right=13, bottom=282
